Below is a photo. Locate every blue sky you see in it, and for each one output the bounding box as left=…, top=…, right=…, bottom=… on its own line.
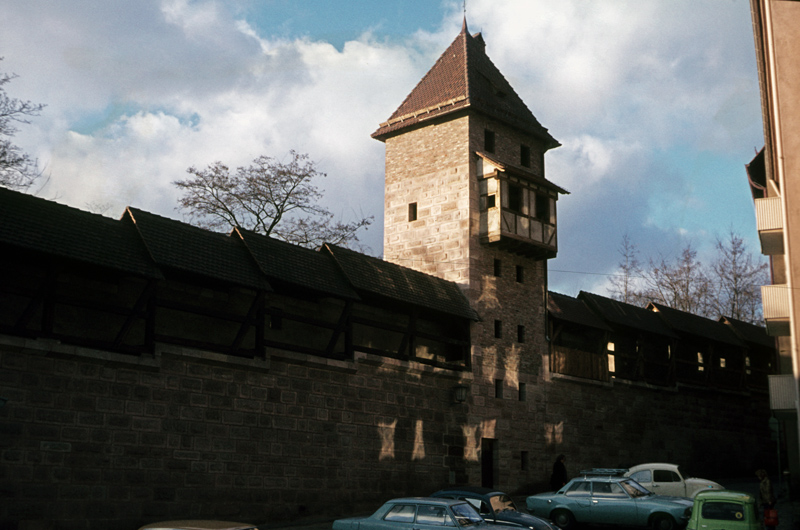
left=0, top=0, right=765, bottom=297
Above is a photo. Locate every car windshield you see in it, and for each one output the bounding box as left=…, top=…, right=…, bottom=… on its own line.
left=451, top=502, right=485, bottom=527
left=620, top=479, right=653, bottom=498
left=489, top=494, right=517, bottom=513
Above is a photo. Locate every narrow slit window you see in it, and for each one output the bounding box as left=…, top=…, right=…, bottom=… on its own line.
left=495, top=379, right=503, bottom=398
left=520, top=144, right=531, bottom=167
left=494, top=259, right=502, bottom=277
left=484, top=129, right=495, bottom=153
left=494, top=319, right=502, bottom=339
left=516, top=265, right=524, bottom=283
left=408, top=202, right=417, bottom=221
left=517, top=325, right=525, bottom=343
left=519, top=382, right=526, bottom=402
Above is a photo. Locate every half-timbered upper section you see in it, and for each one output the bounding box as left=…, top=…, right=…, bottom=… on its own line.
left=547, top=290, right=775, bottom=392
left=0, top=187, right=477, bottom=371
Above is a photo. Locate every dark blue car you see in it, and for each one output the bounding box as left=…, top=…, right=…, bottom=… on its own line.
left=432, top=487, right=558, bottom=530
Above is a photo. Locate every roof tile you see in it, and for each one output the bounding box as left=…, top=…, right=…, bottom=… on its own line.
left=125, top=208, right=269, bottom=290
left=372, top=24, right=558, bottom=148
left=0, top=187, right=160, bottom=278
left=322, top=243, right=478, bottom=321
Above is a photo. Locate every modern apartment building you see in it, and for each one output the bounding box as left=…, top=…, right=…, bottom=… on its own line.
left=747, top=0, right=800, bottom=487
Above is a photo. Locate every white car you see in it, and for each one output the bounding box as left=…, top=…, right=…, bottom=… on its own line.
left=625, top=463, right=724, bottom=498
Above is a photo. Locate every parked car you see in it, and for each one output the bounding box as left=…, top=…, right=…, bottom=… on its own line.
left=625, top=463, right=724, bottom=498
left=525, top=475, right=692, bottom=530
left=686, top=490, right=759, bottom=530
left=431, top=486, right=558, bottom=530
left=137, top=522, right=258, bottom=530
left=333, top=497, right=507, bottom=530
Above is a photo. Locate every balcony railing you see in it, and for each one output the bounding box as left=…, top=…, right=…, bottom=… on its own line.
left=762, top=284, right=790, bottom=336
left=755, top=197, right=784, bottom=255
left=479, top=207, right=557, bottom=258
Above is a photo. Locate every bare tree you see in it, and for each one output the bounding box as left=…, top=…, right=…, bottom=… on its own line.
left=639, top=244, right=714, bottom=317
left=710, top=229, right=769, bottom=324
left=609, top=233, right=643, bottom=304
left=0, top=59, right=45, bottom=191
left=174, top=150, right=373, bottom=250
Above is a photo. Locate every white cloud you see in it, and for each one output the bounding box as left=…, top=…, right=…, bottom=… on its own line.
left=0, top=0, right=764, bottom=276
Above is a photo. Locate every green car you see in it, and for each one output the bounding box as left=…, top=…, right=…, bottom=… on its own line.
left=686, top=491, right=759, bottom=530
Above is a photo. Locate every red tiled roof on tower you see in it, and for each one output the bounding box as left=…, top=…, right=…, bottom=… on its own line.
left=372, top=18, right=558, bottom=149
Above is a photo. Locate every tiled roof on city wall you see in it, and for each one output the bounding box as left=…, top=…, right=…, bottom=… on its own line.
left=372, top=20, right=558, bottom=147
left=548, top=291, right=612, bottom=331
left=323, top=243, right=479, bottom=321
left=235, top=228, right=359, bottom=300
left=720, top=316, right=774, bottom=348
left=0, top=186, right=161, bottom=279
left=1, top=187, right=478, bottom=321
left=649, top=302, right=744, bottom=346
left=578, top=291, right=677, bottom=338
left=125, top=208, right=270, bottom=291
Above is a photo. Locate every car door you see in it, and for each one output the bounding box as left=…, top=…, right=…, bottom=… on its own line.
left=562, top=480, right=593, bottom=521
left=376, top=503, right=417, bottom=530
left=650, top=469, right=684, bottom=497
left=414, top=504, right=456, bottom=530
left=590, top=482, right=639, bottom=526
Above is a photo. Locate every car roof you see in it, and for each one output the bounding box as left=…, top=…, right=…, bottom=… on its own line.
left=388, top=497, right=466, bottom=506
left=628, top=463, right=679, bottom=472
left=695, top=490, right=754, bottom=503
left=432, top=486, right=505, bottom=497
left=572, top=475, right=630, bottom=483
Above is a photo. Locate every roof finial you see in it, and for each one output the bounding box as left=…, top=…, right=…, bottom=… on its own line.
left=462, top=0, right=468, bottom=33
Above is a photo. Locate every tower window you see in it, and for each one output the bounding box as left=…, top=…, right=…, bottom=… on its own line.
left=495, top=379, right=503, bottom=398
left=535, top=193, right=549, bottom=221
left=516, top=265, right=524, bottom=283
left=517, top=325, right=525, bottom=343
left=493, top=259, right=501, bottom=277
left=521, top=450, right=529, bottom=470
left=494, top=320, right=502, bottom=339
left=486, top=195, right=496, bottom=208
left=408, top=202, right=417, bottom=221
left=484, top=129, right=496, bottom=153
left=519, top=383, right=527, bottom=402
left=520, top=144, right=531, bottom=167
left=508, top=183, right=522, bottom=212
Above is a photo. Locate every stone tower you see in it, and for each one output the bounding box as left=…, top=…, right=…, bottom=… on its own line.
left=372, top=20, right=567, bottom=487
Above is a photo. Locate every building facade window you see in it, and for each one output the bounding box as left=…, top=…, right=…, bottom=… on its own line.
left=519, top=382, right=526, bottom=401
left=495, top=378, right=503, bottom=398
left=508, top=183, right=522, bottom=212
left=408, top=202, right=417, bottom=221
left=535, top=193, right=549, bottom=221
left=485, top=129, right=496, bottom=153
left=517, top=325, right=525, bottom=343
left=494, top=320, right=502, bottom=338
left=520, top=144, right=531, bottom=167
left=521, top=450, right=529, bottom=471
left=516, top=265, right=524, bottom=283
left=494, top=259, right=502, bottom=277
